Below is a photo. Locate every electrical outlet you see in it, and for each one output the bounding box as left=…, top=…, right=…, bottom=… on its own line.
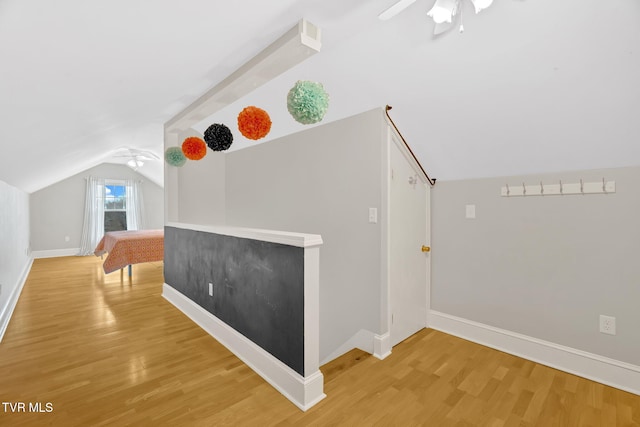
left=599, top=315, right=616, bottom=335
left=465, top=204, right=476, bottom=219
left=368, top=207, right=378, bottom=224
left=208, top=283, right=213, bottom=296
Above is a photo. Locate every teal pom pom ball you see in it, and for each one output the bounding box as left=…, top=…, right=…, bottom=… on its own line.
left=165, top=146, right=187, bottom=167
left=286, top=80, right=329, bottom=125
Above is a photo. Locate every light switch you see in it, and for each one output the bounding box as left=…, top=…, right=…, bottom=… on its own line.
left=465, top=204, right=476, bottom=219
left=368, top=207, right=378, bottom=224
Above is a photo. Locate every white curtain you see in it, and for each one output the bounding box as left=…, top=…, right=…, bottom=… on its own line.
left=125, top=179, right=144, bottom=231
left=78, top=176, right=105, bottom=255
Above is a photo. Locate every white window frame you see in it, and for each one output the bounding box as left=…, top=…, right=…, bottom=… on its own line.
left=104, top=179, right=127, bottom=232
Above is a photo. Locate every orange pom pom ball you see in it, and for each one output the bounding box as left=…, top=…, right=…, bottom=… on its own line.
left=237, top=106, right=272, bottom=140
left=181, top=136, right=207, bottom=160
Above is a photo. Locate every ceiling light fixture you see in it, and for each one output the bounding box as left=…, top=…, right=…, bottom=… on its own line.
left=427, top=0, right=493, bottom=34
left=427, top=0, right=460, bottom=23
left=378, top=0, right=417, bottom=20
left=127, top=159, right=144, bottom=169
left=380, top=0, right=494, bottom=34
left=469, top=0, right=493, bottom=14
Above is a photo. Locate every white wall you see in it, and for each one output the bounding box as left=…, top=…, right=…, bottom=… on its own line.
left=0, top=179, right=31, bottom=339
left=176, top=129, right=226, bottom=225
left=30, top=163, right=164, bottom=253
left=224, top=109, right=386, bottom=362
left=431, top=166, right=640, bottom=366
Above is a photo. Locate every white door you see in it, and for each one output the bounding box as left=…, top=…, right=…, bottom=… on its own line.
left=389, top=140, right=430, bottom=347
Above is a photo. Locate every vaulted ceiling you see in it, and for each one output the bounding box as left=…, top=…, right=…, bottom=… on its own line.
left=1, top=0, right=638, bottom=193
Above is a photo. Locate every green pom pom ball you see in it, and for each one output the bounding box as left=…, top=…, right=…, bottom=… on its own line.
left=165, top=146, right=187, bottom=167
left=286, top=80, right=329, bottom=125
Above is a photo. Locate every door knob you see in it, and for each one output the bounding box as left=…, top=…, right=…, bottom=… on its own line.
left=421, top=245, right=431, bottom=253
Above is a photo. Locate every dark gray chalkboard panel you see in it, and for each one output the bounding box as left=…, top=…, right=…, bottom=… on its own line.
left=164, top=226, right=305, bottom=375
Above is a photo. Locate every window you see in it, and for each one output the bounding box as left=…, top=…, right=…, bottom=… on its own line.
left=79, top=177, right=144, bottom=256
left=104, top=182, right=127, bottom=232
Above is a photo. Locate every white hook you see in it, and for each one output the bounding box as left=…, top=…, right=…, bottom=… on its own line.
left=522, top=182, right=526, bottom=195
left=505, top=183, right=510, bottom=196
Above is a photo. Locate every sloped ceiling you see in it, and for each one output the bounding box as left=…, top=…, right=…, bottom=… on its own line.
left=1, top=0, right=638, bottom=193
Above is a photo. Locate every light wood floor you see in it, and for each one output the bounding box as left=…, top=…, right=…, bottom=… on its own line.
left=0, top=256, right=638, bottom=426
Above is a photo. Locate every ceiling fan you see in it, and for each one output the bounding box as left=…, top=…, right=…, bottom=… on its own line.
left=111, top=148, right=160, bottom=170
left=378, top=0, right=493, bottom=34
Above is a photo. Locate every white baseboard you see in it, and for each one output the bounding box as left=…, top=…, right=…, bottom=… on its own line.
left=374, top=332, right=391, bottom=360
left=320, top=329, right=392, bottom=366
left=320, top=329, right=373, bottom=365
left=0, top=257, right=33, bottom=342
left=32, top=248, right=80, bottom=259
left=162, top=284, right=326, bottom=411
left=428, top=310, right=640, bottom=396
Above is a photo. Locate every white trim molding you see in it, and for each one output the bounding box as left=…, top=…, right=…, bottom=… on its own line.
left=0, top=257, right=33, bottom=342
left=320, top=329, right=388, bottom=366
left=32, top=248, right=80, bottom=259
left=428, top=310, right=640, bottom=396
left=303, top=247, right=321, bottom=376
left=163, top=284, right=326, bottom=411
left=374, top=332, right=392, bottom=360
left=166, top=222, right=323, bottom=248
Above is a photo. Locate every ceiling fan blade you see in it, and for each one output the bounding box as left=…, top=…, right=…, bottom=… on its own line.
left=378, top=0, right=417, bottom=20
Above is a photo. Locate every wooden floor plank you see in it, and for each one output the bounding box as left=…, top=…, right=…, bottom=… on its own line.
left=0, top=256, right=638, bottom=426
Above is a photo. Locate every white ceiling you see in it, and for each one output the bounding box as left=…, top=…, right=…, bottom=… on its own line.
left=1, top=0, right=639, bottom=193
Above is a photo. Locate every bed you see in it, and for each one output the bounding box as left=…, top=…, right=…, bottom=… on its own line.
left=94, top=229, right=164, bottom=274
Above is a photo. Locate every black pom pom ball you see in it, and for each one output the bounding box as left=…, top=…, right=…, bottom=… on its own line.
left=204, top=123, right=233, bottom=151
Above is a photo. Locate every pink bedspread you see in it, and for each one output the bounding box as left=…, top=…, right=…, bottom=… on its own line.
left=94, top=229, right=164, bottom=274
